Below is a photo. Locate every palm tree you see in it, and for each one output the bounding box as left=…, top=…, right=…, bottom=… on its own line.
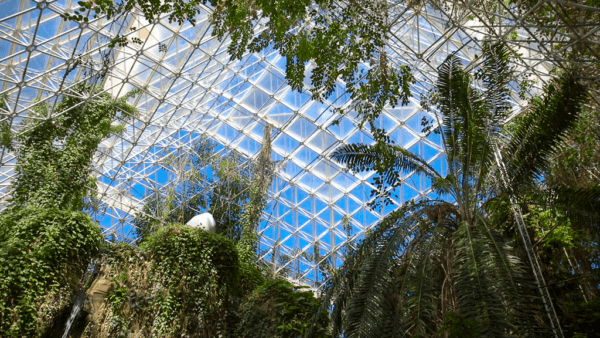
left=307, top=43, right=590, bottom=338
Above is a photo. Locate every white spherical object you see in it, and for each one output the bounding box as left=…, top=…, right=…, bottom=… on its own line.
left=186, top=212, right=216, bottom=233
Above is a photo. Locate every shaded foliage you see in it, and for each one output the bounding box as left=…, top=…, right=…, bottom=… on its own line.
left=232, top=279, right=330, bottom=338
left=560, top=296, right=600, bottom=338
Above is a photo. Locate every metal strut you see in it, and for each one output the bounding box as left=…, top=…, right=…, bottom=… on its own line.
left=493, top=145, right=564, bottom=338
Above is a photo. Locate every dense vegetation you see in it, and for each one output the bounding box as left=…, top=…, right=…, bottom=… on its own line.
left=0, top=207, right=102, bottom=336
left=0, top=84, right=327, bottom=337
left=79, top=225, right=240, bottom=337
left=0, top=84, right=137, bottom=336
left=233, top=278, right=329, bottom=338
left=313, top=45, right=599, bottom=337
left=0, top=0, right=598, bottom=337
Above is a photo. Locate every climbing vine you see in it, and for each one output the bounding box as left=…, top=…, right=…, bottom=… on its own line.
left=0, top=84, right=138, bottom=337
left=2, top=83, right=138, bottom=210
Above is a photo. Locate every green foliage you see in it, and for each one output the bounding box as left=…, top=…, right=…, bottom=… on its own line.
left=65, top=0, right=414, bottom=131
left=332, top=142, right=440, bottom=208
left=524, top=206, right=576, bottom=248
left=0, top=93, right=11, bottom=150
left=80, top=225, right=329, bottom=338
left=234, top=278, right=330, bottom=338
left=143, top=225, right=240, bottom=335
left=0, top=120, right=11, bottom=151
left=0, top=84, right=134, bottom=337
left=545, top=106, right=600, bottom=190
left=141, top=224, right=240, bottom=295
left=501, top=79, right=599, bottom=328
left=238, top=260, right=265, bottom=296
left=0, top=207, right=103, bottom=337
left=211, top=0, right=415, bottom=131
left=84, top=224, right=240, bottom=337
left=503, top=70, right=588, bottom=191
left=211, top=155, right=251, bottom=239
left=504, top=0, right=600, bottom=74
left=438, top=312, right=481, bottom=338
left=561, top=297, right=600, bottom=338
left=7, top=83, right=138, bottom=211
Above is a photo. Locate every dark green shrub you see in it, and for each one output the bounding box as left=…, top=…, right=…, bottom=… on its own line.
left=234, top=278, right=331, bottom=338
left=561, top=297, right=600, bottom=338
left=238, top=261, right=265, bottom=297
left=0, top=207, right=103, bottom=337
left=438, top=311, right=481, bottom=338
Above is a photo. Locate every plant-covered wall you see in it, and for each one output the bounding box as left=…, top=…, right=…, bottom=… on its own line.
left=79, top=224, right=240, bottom=337
left=57, top=224, right=329, bottom=338
left=0, top=207, right=102, bottom=336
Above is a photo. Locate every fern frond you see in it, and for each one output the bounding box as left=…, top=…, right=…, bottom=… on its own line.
left=332, top=142, right=440, bottom=181
left=477, top=215, right=554, bottom=337
left=308, top=201, right=434, bottom=338
left=399, top=231, right=442, bottom=337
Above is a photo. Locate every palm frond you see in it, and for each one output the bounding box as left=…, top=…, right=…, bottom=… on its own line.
left=338, top=207, right=426, bottom=338
left=544, top=184, right=600, bottom=218
left=332, top=142, right=440, bottom=205
left=399, top=232, right=442, bottom=337
left=503, top=71, right=588, bottom=190
left=332, top=142, right=440, bottom=180
left=477, top=215, right=555, bottom=337
left=307, top=201, right=437, bottom=338
left=475, top=43, right=514, bottom=124
left=453, top=217, right=555, bottom=337
left=433, top=47, right=514, bottom=207
left=453, top=220, right=512, bottom=337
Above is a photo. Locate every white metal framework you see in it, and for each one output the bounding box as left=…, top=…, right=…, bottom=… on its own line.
left=0, top=0, right=598, bottom=291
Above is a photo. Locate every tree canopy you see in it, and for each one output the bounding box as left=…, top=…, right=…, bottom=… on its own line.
left=65, top=0, right=413, bottom=136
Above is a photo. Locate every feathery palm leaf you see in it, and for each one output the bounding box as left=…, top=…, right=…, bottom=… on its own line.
left=332, top=142, right=440, bottom=206
left=503, top=72, right=588, bottom=190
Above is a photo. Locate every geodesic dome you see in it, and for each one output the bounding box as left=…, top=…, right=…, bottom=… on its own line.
left=0, top=0, right=598, bottom=290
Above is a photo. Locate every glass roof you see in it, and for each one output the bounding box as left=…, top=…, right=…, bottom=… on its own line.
left=1, top=0, right=598, bottom=289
